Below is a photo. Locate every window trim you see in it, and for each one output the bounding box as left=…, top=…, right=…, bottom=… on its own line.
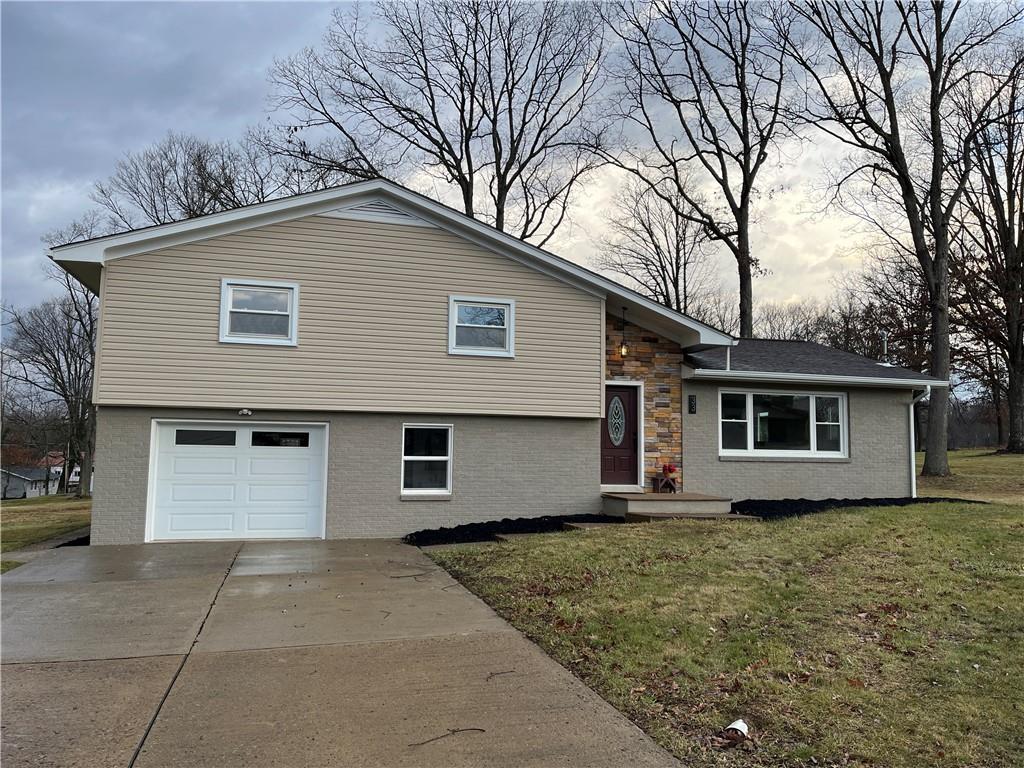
left=447, top=295, right=515, bottom=358
left=219, top=278, right=299, bottom=346
left=400, top=423, right=454, bottom=496
left=717, top=388, right=848, bottom=458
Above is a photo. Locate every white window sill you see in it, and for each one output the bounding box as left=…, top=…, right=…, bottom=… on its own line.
left=718, top=454, right=850, bottom=464
left=219, top=337, right=297, bottom=347
left=447, top=348, right=514, bottom=359
left=400, top=494, right=452, bottom=502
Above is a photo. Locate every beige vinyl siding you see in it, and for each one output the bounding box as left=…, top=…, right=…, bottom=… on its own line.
left=96, top=215, right=604, bottom=417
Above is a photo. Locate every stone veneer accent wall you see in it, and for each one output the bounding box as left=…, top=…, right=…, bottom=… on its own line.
left=605, top=315, right=683, bottom=490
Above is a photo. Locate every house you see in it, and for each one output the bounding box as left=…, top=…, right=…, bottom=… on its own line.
left=50, top=179, right=946, bottom=545
left=1, top=467, right=54, bottom=499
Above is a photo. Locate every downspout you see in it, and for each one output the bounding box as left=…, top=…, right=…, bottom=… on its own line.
left=908, top=386, right=931, bottom=498
left=726, top=347, right=731, bottom=371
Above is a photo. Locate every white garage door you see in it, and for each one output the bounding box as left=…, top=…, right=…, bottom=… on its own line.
left=149, top=421, right=326, bottom=541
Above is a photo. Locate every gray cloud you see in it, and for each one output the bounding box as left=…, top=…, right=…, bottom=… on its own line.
left=2, top=1, right=864, bottom=317
left=2, top=1, right=334, bottom=307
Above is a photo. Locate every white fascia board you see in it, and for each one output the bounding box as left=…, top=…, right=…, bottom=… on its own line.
left=48, top=183, right=393, bottom=263
left=688, top=368, right=948, bottom=388
left=48, top=179, right=735, bottom=347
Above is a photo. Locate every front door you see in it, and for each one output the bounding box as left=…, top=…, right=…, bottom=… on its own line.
left=601, top=385, right=639, bottom=486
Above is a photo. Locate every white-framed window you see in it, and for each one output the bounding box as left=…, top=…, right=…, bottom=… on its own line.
left=448, top=296, right=515, bottom=357
left=219, top=278, right=299, bottom=346
left=718, top=389, right=848, bottom=458
left=401, top=424, right=453, bottom=495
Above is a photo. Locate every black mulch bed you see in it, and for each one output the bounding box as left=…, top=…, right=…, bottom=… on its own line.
left=407, top=497, right=985, bottom=545
left=734, top=495, right=985, bottom=521
left=56, top=534, right=90, bottom=547
left=404, top=513, right=620, bottom=546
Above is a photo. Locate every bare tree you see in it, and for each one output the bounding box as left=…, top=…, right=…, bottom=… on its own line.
left=4, top=214, right=102, bottom=497
left=1, top=383, right=67, bottom=496
left=781, top=1, right=1023, bottom=475
left=4, top=280, right=97, bottom=497
left=602, top=0, right=792, bottom=336
left=599, top=178, right=716, bottom=314
left=950, top=45, right=1024, bottom=452
left=269, top=0, right=608, bottom=245
left=754, top=299, right=829, bottom=340
left=92, top=131, right=340, bottom=231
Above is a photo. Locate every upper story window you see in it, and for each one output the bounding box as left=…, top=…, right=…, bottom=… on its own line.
left=448, top=296, right=515, bottom=358
left=219, top=279, right=299, bottom=346
left=719, top=389, right=847, bottom=458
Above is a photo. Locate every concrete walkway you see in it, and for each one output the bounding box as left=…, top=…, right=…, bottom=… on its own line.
left=1, top=540, right=678, bottom=768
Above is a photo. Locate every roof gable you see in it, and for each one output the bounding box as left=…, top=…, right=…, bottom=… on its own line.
left=50, top=179, right=734, bottom=348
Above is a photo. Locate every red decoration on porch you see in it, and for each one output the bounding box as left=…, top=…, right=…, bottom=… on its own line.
left=661, top=463, right=677, bottom=476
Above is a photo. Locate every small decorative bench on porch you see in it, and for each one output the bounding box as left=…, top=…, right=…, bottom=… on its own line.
left=601, top=491, right=755, bottom=522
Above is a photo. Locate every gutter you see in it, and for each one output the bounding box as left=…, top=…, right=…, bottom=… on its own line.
left=908, top=385, right=931, bottom=499
left=685, top=367, right=948, bottom=389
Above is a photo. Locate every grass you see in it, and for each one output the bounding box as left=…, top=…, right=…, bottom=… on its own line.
left=917, top=448, right=1024, bottom=504
left=431, top=458, right=1024, bottom=767
left=1, top=495, right=92, bottom=573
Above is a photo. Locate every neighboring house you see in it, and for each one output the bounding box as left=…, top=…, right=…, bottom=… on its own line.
left=1, top=467, right=53, bottom=499
left=51, top=179, right=946, bottom=545
left=64, top=462, right=95, bottom=494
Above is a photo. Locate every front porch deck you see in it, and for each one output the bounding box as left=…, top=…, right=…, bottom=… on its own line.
left=601, top=491, right=757, bottom=521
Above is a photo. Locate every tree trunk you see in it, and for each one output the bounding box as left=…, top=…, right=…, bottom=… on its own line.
left=993, top=383, right=1006, bottom=448
left=922, top=295, right=951, bottom=475
left=78, top=450, right=93, bottom=499
left=76, top=407, right=96, bottom=498
left=1007, top=359, right=1024, bottom=453
left=736, top=225, right=753, bottom=337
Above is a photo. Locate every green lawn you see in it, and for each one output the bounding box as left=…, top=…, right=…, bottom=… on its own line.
left=431, top=464, right=1023, bottom=767
left=1, top=495, right=92, bottom=572
left=917, top=448, right=1023, bottom=504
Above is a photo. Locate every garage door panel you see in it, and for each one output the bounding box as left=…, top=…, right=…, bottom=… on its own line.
left=173, top=457, right=238, bottom=475
left=246, top=484, right=314, bottom=503
left=167, top=513, right=235, bottom=533
left=248, top=457, right=313, bottom=476
left=151, top=422, right=326, bottom=542
left=170, top=483, right=237, bottom=503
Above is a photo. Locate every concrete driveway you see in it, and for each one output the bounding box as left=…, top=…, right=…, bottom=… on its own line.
left=1, top=540, right=678, bottom=768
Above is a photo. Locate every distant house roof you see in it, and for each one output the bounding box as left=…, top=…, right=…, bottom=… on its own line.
left=1, top=466, right=51, bottom=482
left=684, top=339, right=947, bottom=388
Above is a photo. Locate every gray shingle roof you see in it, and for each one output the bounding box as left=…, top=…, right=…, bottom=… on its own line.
left=685, top=339, right=945, bottom=384
left=1, top=466, right=51, bottom=482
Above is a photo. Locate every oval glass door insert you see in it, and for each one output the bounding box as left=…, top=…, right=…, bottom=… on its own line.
left=608, top=396, right=626, bottom=446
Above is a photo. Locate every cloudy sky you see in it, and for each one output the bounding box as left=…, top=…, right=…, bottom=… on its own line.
left=2, top=1, right=865, bottom=312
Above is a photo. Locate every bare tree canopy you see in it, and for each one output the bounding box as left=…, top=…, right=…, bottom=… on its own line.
left=781, top=0, right=1024, bottom=474
left=4, top=266, right=98, bottom=497
left=951, top=42, right=1024, bottom=451
left=600, top=177, right=717, bottom=316
left=270, top=0, right=608, bottom=245
left=602, top=0, right=792, bottom=336
left=92, top=130, right=341, bottom=231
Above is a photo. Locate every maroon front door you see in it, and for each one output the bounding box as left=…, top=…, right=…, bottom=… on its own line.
left=601, top=385, right=639, bottom=485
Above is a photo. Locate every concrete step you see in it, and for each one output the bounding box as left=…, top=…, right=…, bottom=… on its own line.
left=602, top=491, right=741, bottom=519
left=623, top=511, right=760, bottom=522
left=562, top=521, right=624, bottom=532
